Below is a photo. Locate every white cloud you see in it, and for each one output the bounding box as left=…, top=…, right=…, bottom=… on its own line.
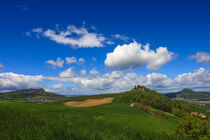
left=112, top=34, right=129, bottom=41
left=32, top=28, right=43, bottom=33
left=16, top=5, right=29, bottom=11
left=47, top=67, right=210, bottom=94
left=90, top=69, right=99, bottom=75
left=1, top=67, right=209, bottom=94
left=189, top=52, right=210, bottom=63
left=0, top=64, right=3, bottom=71
left=106, top=40, right=115, bottom=45
left=105, top=41, right=174, bottom=70
left=24, top=32, right=31, bottom=36
left=46, top=57, right=64, bottom=68
left=45, top=57, right=85, bottom=68
left=145, top=73, right=172, bottom=88
left=59, top=67, right=76, bottom=78
left=78, top=58, right=85, bottom=63
left=174, top=68, right=210, bottom=88
left=52, top=83, right=64, bottom=89
left=43, top=25, right=105, bottom=48
left=65, top=56, right=77, bottom=64
left=47, top=70, right=123, bottom=93
left=80, top=69, right=87, bottom=76
left=92, top=57, right=97, bottom=62
left=0, top=73, right=43, bottom=91
left=72, top=71, right=123, bottom=91
left=45, top=86, right=76, bottom=95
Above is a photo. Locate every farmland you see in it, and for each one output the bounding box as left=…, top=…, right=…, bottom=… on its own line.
left=0, top=101, right=183, bottom=140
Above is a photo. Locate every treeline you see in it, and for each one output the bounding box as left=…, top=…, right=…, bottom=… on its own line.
left=115, top=85, right=181, bottom=112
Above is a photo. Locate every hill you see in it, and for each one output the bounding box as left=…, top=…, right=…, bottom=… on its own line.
left=0, top=88, right=65, bottom=102
left=0, top=86, right=210, bottom=139
left=115, top=85, right=181, bottom=112
left=164, top=89, right=210, bottom=101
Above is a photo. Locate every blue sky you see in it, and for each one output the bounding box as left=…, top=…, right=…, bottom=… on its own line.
left=0, top=0, right=210, bottom=95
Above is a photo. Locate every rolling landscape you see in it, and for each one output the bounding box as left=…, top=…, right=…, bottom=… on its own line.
left=1, top=0, right=210, bottom=140
left=0, top=86, right=210, bottom=139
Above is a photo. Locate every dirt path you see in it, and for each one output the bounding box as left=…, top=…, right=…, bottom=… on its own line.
left=64, top=97, right=114, bottom=107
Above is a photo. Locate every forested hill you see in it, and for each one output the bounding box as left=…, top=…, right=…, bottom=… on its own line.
left=115, top=85, right=181, bottom=112
left=0, top=88, right=64, bottom=100
left=164, top=89, right=210, bottom=101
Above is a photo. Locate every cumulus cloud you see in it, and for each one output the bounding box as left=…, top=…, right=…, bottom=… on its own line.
left=59, top=67, right=76, bottom=78
left=0, top=73, right=43, bottom=91
left=65, top=56, right=77, bottom=64
left=78, top=58, right=85, bottom=63
left=174, top=68, right=210, bottom=88
left=1, top=67, right=209, bottom=94
left=105, top=41, right=174, bottom=70
left=32, top=28, right=43, bottom=33
left=189, top=52, right=210, bottom=63
left=72, top=71, right=123, bottom=91
left=24, top=28, right=43, bottom=38
left=46, top=57, right=64, bottom=68
left=45, top=86, right=76, bottom=95
left=92, top=57, right=97, bottom=62
left=80, top=69, right=87, bottom=76
left=106, top=40, right=115, bottom=45
left=47, top=67, right=210, bottom=94
left=52, top=83, right=64, bottom=89
left=90, top=69, right=99, bottom=75
left=112, top=34, right=129, bottom=41
left=43, top=25, right=105, bottom=48
left=46, top=57, right=86, bottom=68
left=0, top=64, right=3, bottom=71
left=145, top=73, right=172, bottom=88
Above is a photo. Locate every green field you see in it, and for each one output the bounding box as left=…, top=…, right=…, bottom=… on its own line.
left=0, top=101, right=185, bottom=140
left=1, top=86, right=209, bottom=140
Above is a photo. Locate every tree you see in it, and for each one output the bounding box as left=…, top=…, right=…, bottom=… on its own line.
left=175, top=116, right=209, bottom=139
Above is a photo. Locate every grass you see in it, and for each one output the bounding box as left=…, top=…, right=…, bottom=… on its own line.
left=72, top=102, right=178, bottom=133
left=0, top=101, right=186, bottom=140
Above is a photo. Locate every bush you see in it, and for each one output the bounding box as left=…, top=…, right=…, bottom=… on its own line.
left=154, top=110, right=166, bottom=118
left=175, top=115, right=209, bottom=139
left=140, top=104, right=151, bottom=113
left=172, top=108, right=188, bottom=118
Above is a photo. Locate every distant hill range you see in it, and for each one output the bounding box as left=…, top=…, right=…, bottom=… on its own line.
left=0, top=88, right=65, bottom=101
left=164, top=89, right=210, bottom=101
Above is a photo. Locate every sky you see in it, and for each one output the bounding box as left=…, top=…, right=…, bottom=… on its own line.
left=0, top=0, right=210, bottom=95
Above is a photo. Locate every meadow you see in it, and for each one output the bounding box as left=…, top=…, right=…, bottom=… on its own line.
left=0, top=101, right=186, bottom=140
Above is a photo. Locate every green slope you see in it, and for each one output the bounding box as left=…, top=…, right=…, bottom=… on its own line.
left=164, top=89, right=210, bottom=101
left=0, top=102, right=183, bottom=140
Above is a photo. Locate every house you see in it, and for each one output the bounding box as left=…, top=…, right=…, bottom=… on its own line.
left=130, top=103, right=137, bottom=107
left=198, top=113, right=207, bottom=119
left=191, top=112, right=198, bottom=116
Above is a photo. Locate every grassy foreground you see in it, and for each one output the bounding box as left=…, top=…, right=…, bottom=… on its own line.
left=0, top=101, right=185, bottom=140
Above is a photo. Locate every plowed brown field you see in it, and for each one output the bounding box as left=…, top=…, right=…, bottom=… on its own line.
left=64, top=97, right=114, bottom=107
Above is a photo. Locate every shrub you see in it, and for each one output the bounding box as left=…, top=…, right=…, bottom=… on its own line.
left=175, top=115, right=209, bottom=139
left=154, top=110, right=166, bottom=118
left=172, top=108, right=188, bottom=118
left=140, top=105, right=151, bottom=113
